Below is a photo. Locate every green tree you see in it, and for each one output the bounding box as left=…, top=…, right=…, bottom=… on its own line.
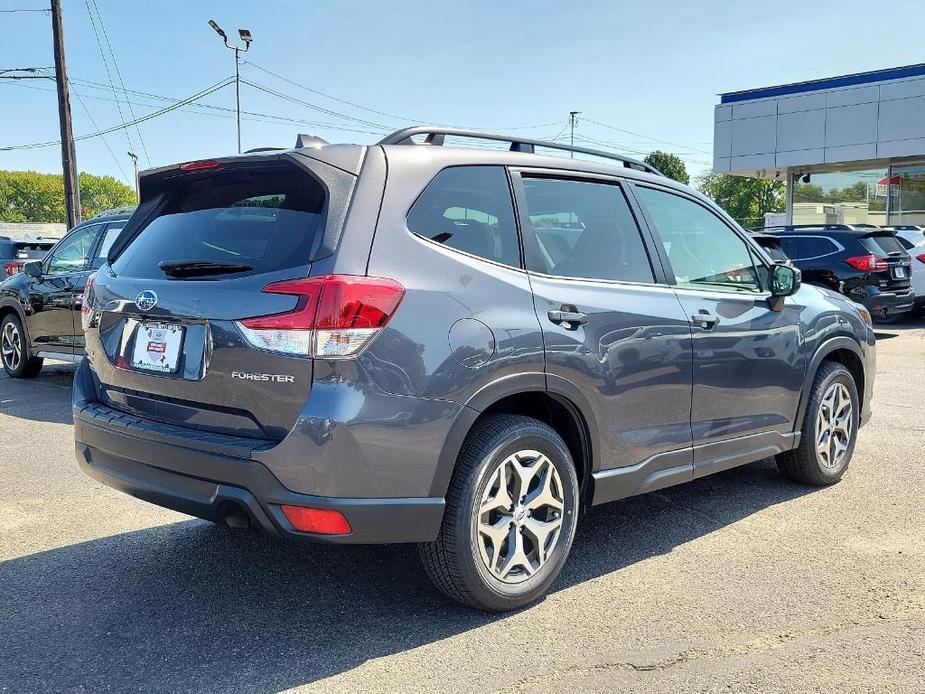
left=0, top=170, right=134, bottom=224
left=644, top=151, right=689, bottom=184
left=695, top=172, right=785, bottom=228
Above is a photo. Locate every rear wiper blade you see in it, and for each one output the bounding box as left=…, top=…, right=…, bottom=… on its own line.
left=158, top=259, right=253, bottom=277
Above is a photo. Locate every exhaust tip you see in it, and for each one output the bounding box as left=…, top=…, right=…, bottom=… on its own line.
left=222, top=506, right=251, bottom=529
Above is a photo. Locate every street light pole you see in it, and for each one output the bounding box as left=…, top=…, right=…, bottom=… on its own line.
left=208, top=20, right=252, bottom=154
left=569, top=111, right=580, bottom=157
left=127, top=151, right=139, bottom=202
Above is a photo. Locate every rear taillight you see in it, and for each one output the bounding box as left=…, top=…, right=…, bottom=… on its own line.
left=845, top=254, right=888, bottom=271
left=280, top=505, right=352, bottom=535
left=80, top=273, right=96, bottom=331
left=236, top=275, right=405, bottom=358
left=917, top=253, right=925, bottom=265
left=5, top=261, right=23, bottom=277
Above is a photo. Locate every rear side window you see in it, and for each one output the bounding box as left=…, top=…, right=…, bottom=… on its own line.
left=799, top=236, right=840, bottom=259
left=520, top=177, right=654, bottom=283
left=407, top=166, right=520, bottom=267
left=863, top=234, right=907, bottom=256
left=112, top=164, right=325, bottom=279
left=777, top=236, right=800, bottom=260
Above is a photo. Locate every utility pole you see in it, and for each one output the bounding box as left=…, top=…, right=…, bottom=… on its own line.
left=569, top=111, right=580, bottom=157
left=127, top=151, right=139, bottom=202
left=208, top=20, right=252, bottom=153
left=51, top=0, right=81, bottom=228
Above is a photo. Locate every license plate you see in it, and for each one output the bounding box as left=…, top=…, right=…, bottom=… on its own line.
left=131, top=322, right=184, bottom=373
left=893, top=266, right=907, bottom=279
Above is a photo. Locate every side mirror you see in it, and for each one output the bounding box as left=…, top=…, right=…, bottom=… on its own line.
left=770, top=263, right=800, bottom=297
left=23, top=261, right=43, bottom=279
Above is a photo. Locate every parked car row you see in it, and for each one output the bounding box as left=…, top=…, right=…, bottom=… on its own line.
left=1, top=235, right=57, bottom=278
left=754, top=223, right=925, bottom=320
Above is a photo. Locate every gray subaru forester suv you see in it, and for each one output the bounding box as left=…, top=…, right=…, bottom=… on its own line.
left=75, top=127, right=875, bottom=611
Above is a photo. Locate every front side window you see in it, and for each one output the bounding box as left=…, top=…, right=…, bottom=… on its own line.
left=521, top=177, right=654, bottom=283
left=44, top=224, right=101, bottom=276
left=407, top=166, right=520, bottom=267
left=636, top=187, right=761, bottom=292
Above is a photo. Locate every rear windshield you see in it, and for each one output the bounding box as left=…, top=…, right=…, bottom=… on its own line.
left=112, top=164, right=325, bottom=279
left=13, top=242, right=54, bottom=259
left=862, top=234, right=907, bottom=256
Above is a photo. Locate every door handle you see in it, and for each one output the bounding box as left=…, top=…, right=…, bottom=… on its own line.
left=548, top=307, right=589, bottom=329
left=691, top=310, right=720, bottom=329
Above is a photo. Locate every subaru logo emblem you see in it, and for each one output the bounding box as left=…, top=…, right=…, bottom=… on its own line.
left=135, top=290, right=158, bottom=312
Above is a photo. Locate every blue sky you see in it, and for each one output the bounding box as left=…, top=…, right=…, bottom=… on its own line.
left=2, top=0, right=923, bottom=188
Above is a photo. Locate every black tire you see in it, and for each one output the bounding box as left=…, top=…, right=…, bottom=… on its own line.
left=776, top=361, right=859, bottom=486
left=1, top=313, right=43, bottom=379
left=418, top=414, right=580, bottom=611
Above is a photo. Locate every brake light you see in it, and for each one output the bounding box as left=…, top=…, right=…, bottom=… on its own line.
left=236, top=275, right=404, bottom=358
left=845, top=254, right=888, bottom=271
left=917, top=253, right=925, bottom=265
left=179, top=159, right=220, bottom=171
left=5, top=261, right=22, bottom=277
left=280, top=505, right=352, bottom=535
left=80, top=273, right=96, bottom=331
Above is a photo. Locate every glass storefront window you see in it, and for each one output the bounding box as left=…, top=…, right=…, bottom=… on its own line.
left=888, top=163, right=925, bottom=226
left=791, top=168, right=888, bottom=226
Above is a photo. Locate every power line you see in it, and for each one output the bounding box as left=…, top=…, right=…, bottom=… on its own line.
left=1, top=78, right=396, bottom=138
left=582, top=117, right=713, bottom=156
left=0, top=77, right=234, bottom=151
left=89, top=0, right=150, bottom=166
left=0, top=8, right=50, bottom=12
left=70, top=84, right=131, bottom=184
left=83, top=0, right=135, bottom=157
left=241, top=79, right=392, bottom=131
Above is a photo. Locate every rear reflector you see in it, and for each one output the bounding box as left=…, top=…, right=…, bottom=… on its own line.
left=179, top=159, right=220, bottom=171
left=280, top=505, right=352, bottom=535
left=236, top=275, right=404, bottom=358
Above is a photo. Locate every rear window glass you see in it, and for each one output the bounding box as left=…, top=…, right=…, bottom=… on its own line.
left=862, top=234, right=906, bottom=256
left=112, top=165, right=325, bottom=279
left=13, top=242, right=54, bottom=259
left=406, top=166, right=520, bottom=267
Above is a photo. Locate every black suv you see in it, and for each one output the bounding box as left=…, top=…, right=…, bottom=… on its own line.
left=0, top=209, right=132, bottom=377
left=73, top=128, right=875, bottom=611
left=765, top=224, right=914, bottom=319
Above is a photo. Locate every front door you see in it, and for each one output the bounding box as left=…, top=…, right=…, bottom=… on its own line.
left=513, top=172, right=694, bottom=496
left=633, top=184, right=805, bottom=475
left=26, top=223, right=102, bottom=353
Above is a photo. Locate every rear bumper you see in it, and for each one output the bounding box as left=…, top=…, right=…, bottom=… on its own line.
left=73, top=363, right=445, bottom=544
left=860, top=288, right=915, bottom=316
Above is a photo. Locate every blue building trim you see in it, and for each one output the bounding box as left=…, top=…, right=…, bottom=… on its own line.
left=720, top=63, right=925, bottom=104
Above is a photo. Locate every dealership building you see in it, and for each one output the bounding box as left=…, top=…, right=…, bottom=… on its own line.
left=713, top=63, right=925, bottom=228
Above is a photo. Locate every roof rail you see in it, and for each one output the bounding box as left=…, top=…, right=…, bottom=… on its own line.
left=377, top=126, right=664, bottom=176
left=89, top=206, right=136, bottom=220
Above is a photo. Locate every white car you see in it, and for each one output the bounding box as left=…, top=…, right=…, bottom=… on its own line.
left=886, top=226, right=925, bottom=312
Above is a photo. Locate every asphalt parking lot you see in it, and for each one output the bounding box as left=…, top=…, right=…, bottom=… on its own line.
left=1, top=325, right=923, bottom=693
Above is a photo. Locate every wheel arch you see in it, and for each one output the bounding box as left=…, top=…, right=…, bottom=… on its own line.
left=795, top=336, right=866, bottom=430
left=429, top=373, right=598, bottom=508
left=0, top=299, right=32, bottom=347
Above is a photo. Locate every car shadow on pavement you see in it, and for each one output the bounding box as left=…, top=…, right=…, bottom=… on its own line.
left=0, top=458, right=814, bottom=692
left=0, top=364, right=76, bottom=425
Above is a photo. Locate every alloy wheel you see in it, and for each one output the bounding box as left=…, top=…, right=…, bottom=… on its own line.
left=476, top=450, right=566, bottom=584
left=1, top=322, right=22, bottom=372
left=815, top=382, right=853, bottom=470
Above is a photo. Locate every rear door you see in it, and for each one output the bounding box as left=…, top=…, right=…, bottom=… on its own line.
left=512, top=171, right=694, bottom=484
left=26, top=223, right=103, bottom=353
left=88, top=159, right=348, bottom=440
left=633, top=184, right=805, bottom=474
